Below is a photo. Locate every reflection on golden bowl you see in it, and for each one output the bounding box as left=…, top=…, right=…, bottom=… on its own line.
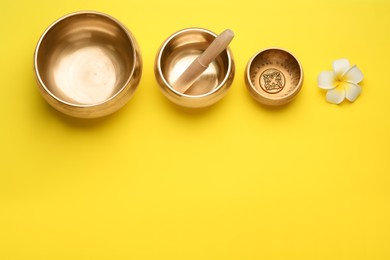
left=155, top=28, right=235, bottom=108
left=245, top=48, right=303, bottom=106
left=34, top=11, right=142, bottom=118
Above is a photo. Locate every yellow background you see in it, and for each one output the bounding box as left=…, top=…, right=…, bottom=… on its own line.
left=1, top=0, right=389, bottom=259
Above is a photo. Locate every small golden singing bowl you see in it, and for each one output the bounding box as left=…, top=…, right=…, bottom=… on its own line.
left=155, top=28, right=235, bottom=108
left=34, top=11, right=142, bottom=118
left=245, top=48, right=303, bottom=106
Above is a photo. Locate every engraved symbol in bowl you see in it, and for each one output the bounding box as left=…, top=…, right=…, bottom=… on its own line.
left=260, top=69, right=286, bottom=94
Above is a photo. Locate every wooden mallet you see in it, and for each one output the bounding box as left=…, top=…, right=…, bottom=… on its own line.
left=172, top=29, right=235, bottom=94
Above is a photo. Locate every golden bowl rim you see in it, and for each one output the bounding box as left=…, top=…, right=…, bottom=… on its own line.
left=33, top=10, right=139, bottom=108
left=245, top=47, right=304, bottom=104
left=155, top=27, right=234, bottom=99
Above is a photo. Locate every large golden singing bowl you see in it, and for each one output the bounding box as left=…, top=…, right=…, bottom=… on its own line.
left=245, top=48, right=303, bottom=106
left=34, top=11, right=142, bottom=118
left=155, top=28, right=235, bottom=108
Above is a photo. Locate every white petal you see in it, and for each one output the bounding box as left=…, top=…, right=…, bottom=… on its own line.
left=332, top=58, right=350, bottom=77
left=342, top=65, right=364, bottom=84
left=326, top=88, right=345, bottom=104
left=318, top=71, right=336, bottom=89
left=342, top=82, right=362, bottom=102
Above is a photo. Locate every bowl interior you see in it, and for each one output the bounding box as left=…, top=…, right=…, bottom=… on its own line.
left=248, top=49, right=302, bottom=99
left=159, top=29, right=230, bottom=96
left=36, top=13, right=135, bottom=105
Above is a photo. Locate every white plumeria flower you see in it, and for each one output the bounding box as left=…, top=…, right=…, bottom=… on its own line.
left=318, top=59, right=364, bottom=104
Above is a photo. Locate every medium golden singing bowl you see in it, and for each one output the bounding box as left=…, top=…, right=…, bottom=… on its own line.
left=34, top=11, right=142, bottom=118
left=155, top=28, right=235, bottom=108
left=245, top=48, right=303, bottom=106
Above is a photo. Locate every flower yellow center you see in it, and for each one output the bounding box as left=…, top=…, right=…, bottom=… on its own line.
left=335, top=76, right=344, bottom=87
